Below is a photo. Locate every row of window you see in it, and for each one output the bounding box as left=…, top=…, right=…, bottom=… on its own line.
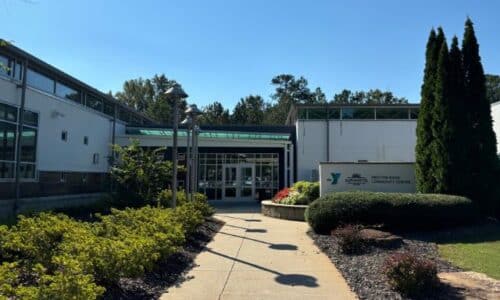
left=297, top=107, right=420, bottom=120
left=0, top=53, right=150, bottom=125
left=0, top=103, right=38, bottom=180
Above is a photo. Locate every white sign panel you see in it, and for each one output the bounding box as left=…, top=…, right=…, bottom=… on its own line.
left=320, top=162, right=416, bottom=196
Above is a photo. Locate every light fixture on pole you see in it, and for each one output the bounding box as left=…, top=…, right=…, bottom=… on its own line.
left=180, top=115, right=193, bottom=200
left=185, top=104, right=203, bottom=195
left=165, top=85, right=188, bottom=208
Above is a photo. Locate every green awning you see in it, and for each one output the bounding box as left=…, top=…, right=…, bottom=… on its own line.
left=126, top=128, right=290, bottom=141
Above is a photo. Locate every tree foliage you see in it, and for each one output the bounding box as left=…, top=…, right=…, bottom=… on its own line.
left=114, top=74, right=186, bottom=124
left=199, top=101, right=230, bottom=125
left=331, top=89, right=408, bottom=104
left=110, top=140, right=173, bottom=205
left=486, top=74, right=500, bottom=104
left=232, top=95, right=266, bottom=125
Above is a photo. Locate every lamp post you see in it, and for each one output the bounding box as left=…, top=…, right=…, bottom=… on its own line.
left=185, top=104, right=203, bottom=197
left=165, top=85, right=188, bottom=208
left=180, top=116, right=192, bottom=199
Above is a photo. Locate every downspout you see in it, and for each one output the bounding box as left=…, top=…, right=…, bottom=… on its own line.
left=14, top=60, right=28, bottom=215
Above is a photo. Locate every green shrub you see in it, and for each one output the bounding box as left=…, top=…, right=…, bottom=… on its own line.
left=332, top=224, right=367, bottom=254
left=293, top=181, right=319, bottom=204
left=305, top=191, right=478, bottom=233
left=157, top=189, right=214, bottom=216
left=384, top=252, right=438, bottom=297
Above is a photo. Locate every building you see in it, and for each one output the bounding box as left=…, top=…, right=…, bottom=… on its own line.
left=2, top=42, right=498, bottom=209
left=0, top=42, right=153, bottom=204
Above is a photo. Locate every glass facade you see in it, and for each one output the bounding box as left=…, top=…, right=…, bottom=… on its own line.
left=55, top=82, right=81, bottom=103
left=197, top=153, right=279, bottom=200
left=0, top=102, right=38, bottom=180
left=297, top=106, right=419, bottom=121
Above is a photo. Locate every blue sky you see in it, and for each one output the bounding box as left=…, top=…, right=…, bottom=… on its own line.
left=1, top=0, right=499, bottom=108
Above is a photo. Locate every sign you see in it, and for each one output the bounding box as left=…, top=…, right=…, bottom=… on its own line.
left=320, top=162, right=416, bottom=196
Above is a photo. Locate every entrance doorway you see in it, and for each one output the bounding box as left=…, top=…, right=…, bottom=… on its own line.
left=222, top=164, right=255, bottom=200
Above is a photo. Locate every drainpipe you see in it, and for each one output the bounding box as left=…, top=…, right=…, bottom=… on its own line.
left=14, top=60, right=28, bottom=215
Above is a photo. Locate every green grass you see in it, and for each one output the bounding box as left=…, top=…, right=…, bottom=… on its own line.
left=434, top=223, right=500, bottom=279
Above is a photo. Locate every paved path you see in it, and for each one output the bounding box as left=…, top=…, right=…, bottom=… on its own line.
left=161, top=206, right=356, bottom=300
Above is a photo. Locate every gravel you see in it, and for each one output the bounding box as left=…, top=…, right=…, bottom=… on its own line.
left=308, top=230, right=462, bottom=300
left=103, top=217, right=224, bottom=299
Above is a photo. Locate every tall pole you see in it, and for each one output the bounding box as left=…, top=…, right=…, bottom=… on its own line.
left=192, top=125, right=199, bottom=193
left=171, top=98, right=179, bottom=208
left=14, top=60, right=28, bottom=215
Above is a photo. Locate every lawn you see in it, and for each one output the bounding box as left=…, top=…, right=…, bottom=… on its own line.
left=435, top=223, right=500, bottom=279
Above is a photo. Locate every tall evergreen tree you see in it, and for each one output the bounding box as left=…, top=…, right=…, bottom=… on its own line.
left=430, top=41, right=452, bottom=193
left=461, top=18, right=498, bottom=208
left=416, top=28, right=444, bottom=193
left=447, top=36, right=468, bottom=195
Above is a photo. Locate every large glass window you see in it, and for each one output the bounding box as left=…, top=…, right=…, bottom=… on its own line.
left=103, top=101, right=115, bottom=116
left=410, top=108, right=419, bottom=119
left=56, top=82, right=81, bottom=103
left=376, top=108, right=409, bottom=119
left=27, top=68, right=54, bottom=94
left=307, top=108, right=327, bottom=119
left=328, top=108, right=340, bottom=119
left=0, top=55, right=10, bottom=77
left=0, top=122, right=16, bottom=161
left=0, top=102, right=38, bottom=180
left=87, top=94, right=103, bottom=112
left=342, top=107, right=375, bottom=119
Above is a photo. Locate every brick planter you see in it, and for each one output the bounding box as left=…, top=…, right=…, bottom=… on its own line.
left=261, top=200, right=307, bottom=221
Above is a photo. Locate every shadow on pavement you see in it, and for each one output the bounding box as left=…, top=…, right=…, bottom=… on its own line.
left=218, top=231, right=298, bottom=251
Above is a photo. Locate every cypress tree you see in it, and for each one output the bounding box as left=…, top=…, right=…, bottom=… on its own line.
left=462, top=18, right=498, bottom=209
left=447, top=36, right=468, bottom=195
left=430, top=40, right=452, bottom=193
left=416, top=28, right=445, bottom=193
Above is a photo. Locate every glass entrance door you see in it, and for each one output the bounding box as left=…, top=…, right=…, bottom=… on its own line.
left=222, top=164, right=255, bottom=200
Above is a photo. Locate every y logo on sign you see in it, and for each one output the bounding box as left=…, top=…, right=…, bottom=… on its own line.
left=328, top=173, right=341, bottom=185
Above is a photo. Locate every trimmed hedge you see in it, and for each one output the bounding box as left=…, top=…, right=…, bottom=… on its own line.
left=305, top=191, right=478, bottom=233
left=0, top=199, right=213, bottom=299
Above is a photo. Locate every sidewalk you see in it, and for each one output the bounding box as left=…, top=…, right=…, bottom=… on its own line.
left=161, top=209, right=356, bottom=300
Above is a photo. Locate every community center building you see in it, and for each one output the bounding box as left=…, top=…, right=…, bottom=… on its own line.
left=1, top=42, right=499, bottom=207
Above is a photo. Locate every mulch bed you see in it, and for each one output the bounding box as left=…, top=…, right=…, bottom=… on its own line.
left=103, top=217, right=224, bottom=299
left=308, top=230, right=463, bottom=300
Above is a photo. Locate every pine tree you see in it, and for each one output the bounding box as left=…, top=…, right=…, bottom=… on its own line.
left=416, top=28, right=444, bottom=193
left=462, top=18, right=498, bottom=209
left=447, top=36, right=468, bottom=195
left=430, top=41, right=452, bottom=193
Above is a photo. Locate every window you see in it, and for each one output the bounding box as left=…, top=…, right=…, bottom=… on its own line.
left=93, top=153, right=99, bottom=164
left=23, top=110, right=38, bottom=127
left=342, top=107, right=375, bottom=119
left=61, top=131, right=68, bottom=141
left=327, top=108, right=340, bottom=119
left=0, top=102, right=38, bottom=180
left=0, top=122, right=16, bottom=161
left=83, top=136, right=88, bottom=145
left=14, top=61, right=22, bottom=81
left=297, top=108, right=307, bottom=120
left=376, top=108, right=409, bottom=119
left=307, top=108, right=327, bottom=120
left=0, top=55, right=10, bottom=77
left=410, top=108, right=419, bottom=119
left=21, top=127, right=37, bottom=162
left=27, top=68, right=54, bottom=94
left=103, top=100, right=115, bottom=116
left=118, top=108, right=130, bottom=122
left=0, top=102, right=17, bottom=122
left=86, top=94, right=103, bottom=111
left=55, top=82, right=81, bottom=103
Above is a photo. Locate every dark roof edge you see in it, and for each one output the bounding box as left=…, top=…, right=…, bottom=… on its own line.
left=0, top=39, right=155, bottom=123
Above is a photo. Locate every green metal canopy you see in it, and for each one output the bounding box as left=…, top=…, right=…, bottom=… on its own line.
left=126, top=128, right=290, bottom=141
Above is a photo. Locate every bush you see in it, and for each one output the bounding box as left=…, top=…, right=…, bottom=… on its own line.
left=0, top=202, right=210, bottom=298
left=293, top=181, right=320, bottom=201
left=383, top=252, right=438, bottom=297
left=305, top=191, right=478, bottom=233
left=332, top=224, right=366, bottom=254
left=157, top=189, right=214, bottom=217
left=273, top=181, right=320, bottom=205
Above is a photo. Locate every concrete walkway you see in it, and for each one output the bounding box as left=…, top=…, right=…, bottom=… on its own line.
left=161, top=205, right=356, bottom=300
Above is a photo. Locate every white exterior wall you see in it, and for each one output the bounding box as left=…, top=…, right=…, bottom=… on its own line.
left=492, top=102, right=500, bottom=153
left=296, top=119, right=417, bottom=181
left=0, top=77, right=120, bottom=173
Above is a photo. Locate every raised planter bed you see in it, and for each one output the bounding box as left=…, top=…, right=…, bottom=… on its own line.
left=261, top=200, right=307, bottom=221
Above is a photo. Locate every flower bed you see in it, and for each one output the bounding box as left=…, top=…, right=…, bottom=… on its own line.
left=272, top=181, right=319, bottom=205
